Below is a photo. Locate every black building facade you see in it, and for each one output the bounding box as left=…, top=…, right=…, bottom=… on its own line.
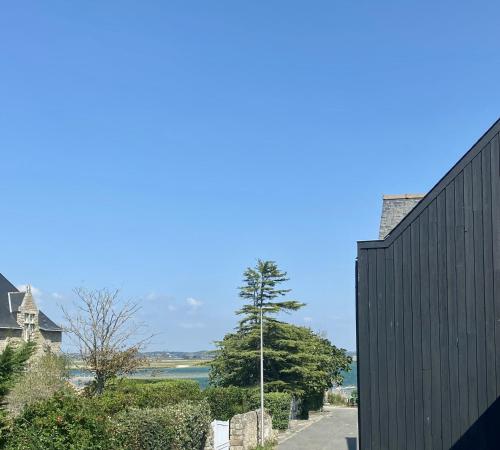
left=356, top=120, right=500, bottom=449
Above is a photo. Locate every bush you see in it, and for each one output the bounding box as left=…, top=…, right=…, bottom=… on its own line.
left=298, top=391, right=324, bottom=419
left=93, top=379, right=202, bottom=414
left=204, top=386, right=253, bottom=420
left=5, top=392, right=113, bottom=450
left=6, top=351, right=69, bottom=416
left=327, top=392, right=348, bottom=406
left=349, top=389, right=358, bottom=406
left=205, top=386, right=291, bottom=430
left=249, top=391, right=291, bottom=430
left=112, top=400, right=211, bottom=450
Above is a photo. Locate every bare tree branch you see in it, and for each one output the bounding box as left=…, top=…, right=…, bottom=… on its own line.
left=61, top=287, right=152, bottom=395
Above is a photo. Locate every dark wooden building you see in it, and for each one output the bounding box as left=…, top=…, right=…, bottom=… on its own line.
left=356, top=119, right=500, bottom=450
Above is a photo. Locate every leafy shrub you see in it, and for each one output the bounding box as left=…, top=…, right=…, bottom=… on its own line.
left=205, top=386, right=291, bottom=430
left=249, top=391, right=291, bottom=430
left=349, top=389, right=358, bottom=406
left=298, top=391, right=324, bottom=418
left=93, top=379, right=202, bottom=414
left=112, top=400, right=211, bottom=450
left=204, top=386, right=253, bottom=420
left=327, top=392, right=348, bottom=406
left=6, top=351, right=69, bottom=416
left=5, top=392, right=113, bottom=450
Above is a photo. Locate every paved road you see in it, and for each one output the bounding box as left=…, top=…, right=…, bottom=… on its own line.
left=277, top=408, right=358, bottom=450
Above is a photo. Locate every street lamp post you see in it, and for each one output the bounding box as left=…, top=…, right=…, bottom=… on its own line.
left=259, top=302, right=264, bottom=446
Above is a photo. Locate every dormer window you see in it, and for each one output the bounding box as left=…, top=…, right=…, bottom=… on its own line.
left=23, top=313, right=35, bottom=341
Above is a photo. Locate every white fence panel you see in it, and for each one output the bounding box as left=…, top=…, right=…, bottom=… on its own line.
left=213, top=419, right=230, bottom=450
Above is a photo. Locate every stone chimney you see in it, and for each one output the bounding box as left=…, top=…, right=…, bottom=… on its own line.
left=379, top=194, right=425, bottom=240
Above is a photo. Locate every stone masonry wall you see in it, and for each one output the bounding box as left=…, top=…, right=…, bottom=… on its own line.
left=230, top=409, right=274, bottom=450
left=379, top=194, right=425, bottom=239
left=204, top=409, right=275, bottom=450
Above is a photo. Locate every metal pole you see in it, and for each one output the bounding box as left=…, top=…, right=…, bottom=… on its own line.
left=260, top=303, right=264, bottom=445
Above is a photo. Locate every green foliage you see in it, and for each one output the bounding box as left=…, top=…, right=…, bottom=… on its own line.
left=204, top=386, right=252, bottom=421
left=210, top=320, right=351, bottom=409
left=91, top=378, right=202, bottom=414
left=349, top=389, right=358, bottom=406
left=0, top=409, right=12, bottom=448
left=204, top=386, right=291, bottom=430
left=210, top=259, right=352, bottom=417
left=0, top=341, right=36, bottom=400
left=112, top=400, right=211, bottom=450
left=327, top=392, right=348, bottom=406
left=6, top=350, right=69, bottom=416
left=5, top=392, right=113, bottom=450
left=251, top=444, right=276, bottom=450
left=237, top=260, right=304, bottom=329
left=249, top=391, right=291, bottom=430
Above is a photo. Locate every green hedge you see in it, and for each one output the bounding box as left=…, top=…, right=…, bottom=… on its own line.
left=5, top=392, right=112, bottom=450
left=112, top=400, right=211, bottom=450
left=204, top=387, right=291, bottom=430
left=93, top=379, right=202, bottom=414
left=299, top=391, right=324, bottom=419
left=203, top=386, right=253, bottom=421
left=249, top=391, right=291, bottom=430
left=4, top=391, right=211, bottom=450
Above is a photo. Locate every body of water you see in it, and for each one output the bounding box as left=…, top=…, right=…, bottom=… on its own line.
left=70, top=362, right=357, bottom=390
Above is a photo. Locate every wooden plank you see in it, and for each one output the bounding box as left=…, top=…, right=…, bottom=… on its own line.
left=481, top=144, right=496, bottom=408
left=454, top=170, right=469, bottom=435
left=437, top=190, right=452, bottom=448
left=491, top=134, right=500, bottom=395
left=428, top=199, right=442, bottom=449
left=385, top=245, right=397, bottom=450
left=357, top=250, right=372, bottom=449
left=393, top=237, right=406, bottom=449
left=402, top=229, right=415, bottom=450
left=410, top=221, right=424, bottom=450
left=376, top=248, right=389, bottom=450
left=419, top=208, right=432, bottom=449
left=368, top=249, right=380, bottom=449
left=472, top=154, right=487, bottom=418
left=445, top=182, right=460, bottom=443
left=464, top=162, right=479, bottom=424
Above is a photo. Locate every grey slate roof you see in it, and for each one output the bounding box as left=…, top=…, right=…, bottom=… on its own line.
left=38, top=311, right=62, bottom=332
left=379, top=194, right=425, bottom=240
left=8, top=292, right=24, bottom=313
left=0, top=273, right=62, bottom=331
left=0, top=274, right=22, bottom=329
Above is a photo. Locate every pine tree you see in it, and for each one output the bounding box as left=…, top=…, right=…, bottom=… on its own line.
left=0, top=341, right=36, bottom=400
left=236, top=260, right=304, bottom=329
left=210, top=260, right=352, bottom=413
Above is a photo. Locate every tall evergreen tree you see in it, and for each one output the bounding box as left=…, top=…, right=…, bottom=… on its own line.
left=0, top=341, right=36, bottom=401
left=237, top=260, right=304, bottom=329
left=210, top=260, right=352, bottom=412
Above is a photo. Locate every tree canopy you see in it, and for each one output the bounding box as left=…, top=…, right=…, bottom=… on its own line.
left=210, top=260, right=352, bottom=403
left=0, top=341, right=36, bottom=401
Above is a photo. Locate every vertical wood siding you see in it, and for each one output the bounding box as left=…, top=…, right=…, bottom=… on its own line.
left=356, top=127, right=500, bottom=449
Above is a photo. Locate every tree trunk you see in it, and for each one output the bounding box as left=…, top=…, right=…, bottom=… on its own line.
left=95, top=372, right=106, bottom=395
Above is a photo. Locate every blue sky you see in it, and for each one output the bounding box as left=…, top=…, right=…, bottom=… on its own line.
left=1, top=1, right=499, bottom=351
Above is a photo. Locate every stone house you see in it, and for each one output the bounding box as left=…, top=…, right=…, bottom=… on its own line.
left=0, top=273, right=62, bottom=353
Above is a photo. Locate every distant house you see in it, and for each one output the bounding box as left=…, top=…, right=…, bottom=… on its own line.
left=0, top=273, right=62, bottom=353
left=357, top=119, right=500, bottom=449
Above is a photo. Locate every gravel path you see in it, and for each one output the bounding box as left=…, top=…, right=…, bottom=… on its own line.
left=277, top=407, right=358, bottom=450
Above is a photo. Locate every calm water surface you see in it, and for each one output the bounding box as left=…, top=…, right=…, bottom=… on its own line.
left=70, top=362, right=357, bottom=390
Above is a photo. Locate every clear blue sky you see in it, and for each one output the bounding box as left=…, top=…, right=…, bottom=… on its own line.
left=1, top=1, right=499, bottom=352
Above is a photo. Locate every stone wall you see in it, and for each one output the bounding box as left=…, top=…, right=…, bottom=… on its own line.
left=204, top=409, right=275, bottom=450
left=229, top=409, right=274, bottom=450
left=0, top=329, right=23, bottom=352
left=378, top=193, right=425, bottom=239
